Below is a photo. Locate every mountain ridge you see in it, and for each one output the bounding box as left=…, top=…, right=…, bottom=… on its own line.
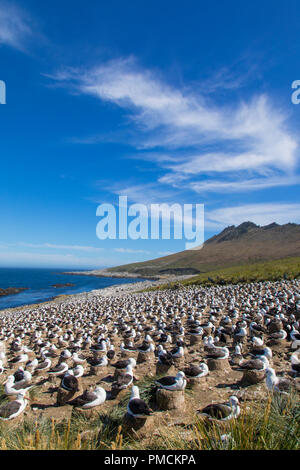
left=107, top=221, right=300, bottom=276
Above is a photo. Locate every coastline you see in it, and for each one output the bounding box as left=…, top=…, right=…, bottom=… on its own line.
left=0, top=273, right=194, bottom=314
left=61, top=269, right=161, bottom=280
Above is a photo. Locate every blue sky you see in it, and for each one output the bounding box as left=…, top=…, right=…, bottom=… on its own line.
left=0, top=0, right=300, bottom=268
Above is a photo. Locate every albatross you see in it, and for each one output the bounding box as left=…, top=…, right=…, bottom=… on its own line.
left=184, top=363, right=209, bottom=378
left=127, top=385, right=152, bottom=418
left=265, top=367, right=298, bottom=394
left=60, top=371, right=80, bottom=392
left=0, top=390, right=28, bottom=420
left=72, top=352, right=86, bottom=364
left=290, top=329, right=300, bottom=350
left=34, top=357, right=52, bottom=372
left=9, top=353, right=28, bottom=365
left=138, top=342, right=155, bottom=353
left=74, top=386, right=106, bottom=409
left=111, top=358, right=136, bottom=370
left=13, top=367, right=32, bottom=387
left=71, top=364, right=84, bottom=378
left=198, top=396, right=240, bottom=421
left=120, top=342, right=137, bottom=353
left=268, top=329, right=287, bottom=341
left=4, top=375, right=33, bottom=396
left=290, top=352, right=300, bottom=376
left=112, top=364, right=134, bottom=391
left=88, top=355, right=108, bottom=368
left=170, top=345, right=185, bottom=358
left=239, top=355, right=269, bottom=371
left=107, top=345, right=116, bottom=360
left=250, top=337, right=272, bottom=359
left=155, top=371, right=187, bottom=391
left=157, top=347, right=174, bottom=366
left=48, top=361, right=69, bottom=376
left=206, top=346, right=230, bottom=360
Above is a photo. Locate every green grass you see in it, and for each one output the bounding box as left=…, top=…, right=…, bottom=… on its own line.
left=0, top=392, right=298, bottom=450
left=143, top=256, right=300, bottom=291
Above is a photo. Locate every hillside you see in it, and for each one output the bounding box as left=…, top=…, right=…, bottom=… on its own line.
left=107, top=221, right=300, bottom=276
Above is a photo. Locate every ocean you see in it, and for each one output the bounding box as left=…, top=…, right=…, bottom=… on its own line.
left=0, top=268, right=144, bottom=311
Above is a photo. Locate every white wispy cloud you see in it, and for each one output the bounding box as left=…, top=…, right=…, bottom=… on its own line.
left=106, top=182, right=178, bottom=205
left=0, top=251, right=109, bottom=268
left=0, top=2, right=33, bottom=51
left=189, top=174, right=300, bottom=194
left=50, top=56, right=299, bottom=197
left=113, top=248, right=151, bottom=254
left=206, top=203, right=300, bottom=228
left=18, top=242, right=104, bottom=252
left=0, top=242, right=104, bottom=252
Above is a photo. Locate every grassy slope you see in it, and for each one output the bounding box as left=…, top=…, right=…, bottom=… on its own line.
left=108, top=223, right=300, bottom=276
left=144, top=256, right=300, bottom=291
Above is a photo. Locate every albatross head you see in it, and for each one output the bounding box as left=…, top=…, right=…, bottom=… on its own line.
left=229, top=396, right=239, bottom=407
left=252, top=336, right=264, bottom=346
left=130, top=385, right=140, bottom=398
left=5, top=375, right=14, bottom=384
left=176, top=371, right=185, bottom=379
left=265, top=367, right=276, bottom=378
left=128, top=358, right=136, bottom=367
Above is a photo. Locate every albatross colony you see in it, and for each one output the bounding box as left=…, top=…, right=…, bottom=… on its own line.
left=0, top=279, right=299, bottom=433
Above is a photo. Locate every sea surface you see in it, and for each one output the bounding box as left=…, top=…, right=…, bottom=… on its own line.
left=0, top=268, right=145, bottom=310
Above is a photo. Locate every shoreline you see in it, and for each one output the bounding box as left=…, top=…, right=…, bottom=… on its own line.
left=61, top=269, right=161, bottom=280
left=0, top=273, right=194, bottom=314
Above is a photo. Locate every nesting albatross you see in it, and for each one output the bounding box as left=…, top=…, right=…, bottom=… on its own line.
left=198, top=396, right=240, bottom=421
left=127, top=386, right=152, bottom=418
left=184, top=363, right=209, bottom=378
left=155, top=371, right=187, bottom=391
left=0, top=390, right=28, bottom=420
left=73, top=386, right=106, bottom=408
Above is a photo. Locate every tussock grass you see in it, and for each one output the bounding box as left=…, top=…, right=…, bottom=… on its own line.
left=128, top=393, right=300, bottom=450
left=0, top=392, right=298, bottom=450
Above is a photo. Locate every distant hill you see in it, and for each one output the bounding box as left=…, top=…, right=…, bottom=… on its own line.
left=108, top=221, right=300, bottom=276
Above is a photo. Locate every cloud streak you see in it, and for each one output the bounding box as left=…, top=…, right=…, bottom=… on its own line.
left=0, top=1, right=33, bottom=51
left=51, top=57, right=299, bottom=198
left=0, top=250, right=112, bottom=269
left=206, top=203, right=300, bottom=228
left=0, top=242, right=104, bottom=252
left=17, top=242, right=104, bottom=252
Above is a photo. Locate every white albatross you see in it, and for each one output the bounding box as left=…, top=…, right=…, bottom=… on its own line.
left=155, top=371, right=187, bottom=391
left=198, top=396, right=240, bottom=421
left=127, top=385, right=152, bottom=418
left=74, top=386, right=106, bottom=409
left=0, top=390, right=28, bottom=420
left=265, top=367, right=298, bottom=394
left=4, top=375, right=33, bottom=396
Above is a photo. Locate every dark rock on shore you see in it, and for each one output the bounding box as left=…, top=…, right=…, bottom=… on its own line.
left=51, top=283, right=75, bottom=288
left=0, top=287, right=28, bottom=297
